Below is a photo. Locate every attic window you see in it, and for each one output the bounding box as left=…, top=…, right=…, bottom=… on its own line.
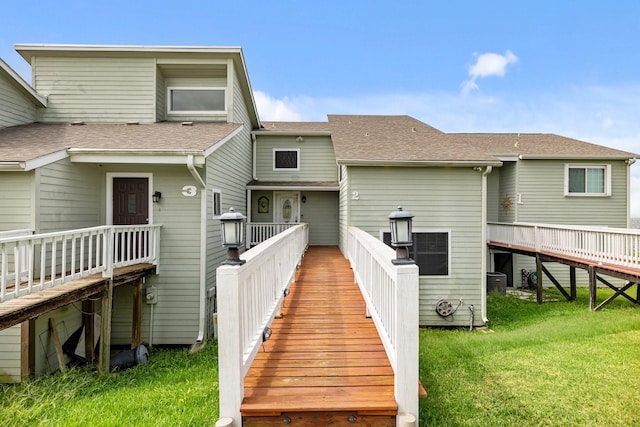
left=168, top=87, right=226, bottom=115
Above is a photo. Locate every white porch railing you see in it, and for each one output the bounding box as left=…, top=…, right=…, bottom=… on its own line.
left=0, top=225, right=161, bottom=303
left=247, top=222, right=297, bottom=247
left=487, top=222, right=640, bottom=269
left=217, top=223, right=308, bottom=425
left=347, top=226, right=419, bottom=422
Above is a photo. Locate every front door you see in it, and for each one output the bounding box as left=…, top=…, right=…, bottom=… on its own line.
left=113, top=178, right=149, bottom=225
left=274, top=192, right=299, bottom=224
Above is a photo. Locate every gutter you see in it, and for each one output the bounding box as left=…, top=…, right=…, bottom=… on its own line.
left=0, top=162, right=26, bottom=171
left=480, top=166, right=493, bottom=324
left=337, top=159, right=503, bottom=168
left=187, top=154, right=208, bottom=345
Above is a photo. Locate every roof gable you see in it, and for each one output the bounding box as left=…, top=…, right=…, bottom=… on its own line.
left=0, top=58, right=47, bottom=107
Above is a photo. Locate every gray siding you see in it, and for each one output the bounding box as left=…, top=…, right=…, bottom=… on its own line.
left=347, top=166, right=485, bottom=327
left=255, top=135, right=337, bottom=182
left=0, top=75, right=38, bottom=127
left=301, top=192, right=339, bottom=245
left=516, top=159, right=628, bottom=227
left=34, top=304, right=83, bottom=376
left=155, top=66, right=166, bottom=122
left=36, top=159, right=103, bottom=233
left=32, top=56, right=156, bottom=123
left=498, top=161, right=517, bottom=223
left=338, top=165, right=350, bottom=256
left=0, top=325, right=21, bottom=383
left=486, top=168, right=500, bottom=222
left=0, top=172, right=34, bottom=231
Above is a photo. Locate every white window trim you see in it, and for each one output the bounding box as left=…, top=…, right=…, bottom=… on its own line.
left=212, top=188, right=222, bottom=218
left=564, top=163, right=611, bottom=196
left=106, top=172, right=154, bottom=225
left=167, top=86, right=227, bottom=115
left=273, top=148, right=300, bottom=171
left=379, top=228, right=452, bottom=278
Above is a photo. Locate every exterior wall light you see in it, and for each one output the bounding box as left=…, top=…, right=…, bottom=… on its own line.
left=152, top=191, right=162, bottom=203
left=220, top=207, right=246, bottom=265
left=388, top=206, right=415, bottom=265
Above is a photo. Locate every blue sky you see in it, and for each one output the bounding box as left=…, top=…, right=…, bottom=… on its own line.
left=2, top=0, right=639, bottom=217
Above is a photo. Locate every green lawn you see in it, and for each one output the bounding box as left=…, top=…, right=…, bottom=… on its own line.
left=1, top=288, right=639, bottom=426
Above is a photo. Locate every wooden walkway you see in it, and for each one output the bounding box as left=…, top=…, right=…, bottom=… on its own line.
left=241, top=246, right=398, bottom=426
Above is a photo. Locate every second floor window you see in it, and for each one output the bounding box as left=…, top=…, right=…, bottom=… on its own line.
left=273, top=149, right=300, bottom=170
left=565, top=164, right=610, bottom=196
left=168, top=87, right=226, bottom=114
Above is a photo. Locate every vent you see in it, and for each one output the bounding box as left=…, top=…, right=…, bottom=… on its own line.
left=69, top=120, right=85, bottom=126
left=127, top=121, right=140, bottom=125
left=181, top=121, right=194, bottom=126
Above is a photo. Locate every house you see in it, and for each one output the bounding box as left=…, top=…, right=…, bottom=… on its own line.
left=0, top=44, right=637, bottom=382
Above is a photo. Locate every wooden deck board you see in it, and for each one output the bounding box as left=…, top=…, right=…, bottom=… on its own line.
left=241, top=246, right=398, bottom=418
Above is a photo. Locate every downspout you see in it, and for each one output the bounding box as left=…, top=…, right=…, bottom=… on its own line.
left=627, top=158, right=637, bottom=228
left=480, top=166, right=493, bottom=324
left=187, top=154, right=208, bottom=344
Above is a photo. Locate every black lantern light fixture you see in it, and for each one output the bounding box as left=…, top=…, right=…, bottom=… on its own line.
left=219, top=207, right=246, bottom=265
left=388, top=206, right=415, bottom=265
left=152, top=191, right=162, bottom=203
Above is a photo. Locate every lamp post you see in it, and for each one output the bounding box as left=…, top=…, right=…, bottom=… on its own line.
left=220, top=207, right=246, bottom=265
left=388, top=206, right=415, bottom=265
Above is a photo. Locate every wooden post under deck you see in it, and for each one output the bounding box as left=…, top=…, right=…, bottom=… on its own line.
left=131, top=278, right=143, bottom=348
left=20, top=319, right=35, bottom=380
left=588, top=266, right=597, bottom=310
left=82, top=299, right=95, bottom=362
left=98, top=280, right=114, bottom=374
left=536, top=254, right=543, bottom=304
left=570, top=266, right=577, bottom=301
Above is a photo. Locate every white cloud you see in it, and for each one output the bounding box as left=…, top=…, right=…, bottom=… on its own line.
left=462, top=50, right=518, bottom=95
left=253, top=90, right=306, bottom=121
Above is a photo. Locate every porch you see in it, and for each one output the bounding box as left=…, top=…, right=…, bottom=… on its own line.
left=217, top=225, right=420, bottom=426
left=487, top=222, right=640, bottom=310
left=0, top=225, right=161, bottom=375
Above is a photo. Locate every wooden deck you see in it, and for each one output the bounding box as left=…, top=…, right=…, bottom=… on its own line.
left=241, top=246, right=398, bottom=426
left=0, top=263, right=156, bottom=331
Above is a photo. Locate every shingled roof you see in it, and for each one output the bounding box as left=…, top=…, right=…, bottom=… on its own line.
left=0, top=121, right=243, bottom=164
left=328, top=115, right=500, bottom=165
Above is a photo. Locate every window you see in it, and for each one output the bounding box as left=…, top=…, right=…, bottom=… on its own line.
left=565, top=164, right=610, bottom=196
left=168, top=87, right=225, bottom=114
left=212, top=188, right=222, bottom=217
left=273, top=149, right=300, bottom=170
left=383, top=231, right=450, bottom=276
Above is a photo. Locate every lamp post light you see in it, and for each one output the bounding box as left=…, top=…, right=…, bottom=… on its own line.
left=388, top=206, right=415, bottom=265
left=220, top=207, right=246, bottom=265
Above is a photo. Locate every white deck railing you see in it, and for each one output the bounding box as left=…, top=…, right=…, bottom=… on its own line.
left=247, top=222, right=297, bottom=247
left=347, top=226, right=419, bottom=422
left=488, top=222, right=640, bottom=269
left=217, top=223, right=308, bottom=425
left=0, top=225, right=161, bottom=303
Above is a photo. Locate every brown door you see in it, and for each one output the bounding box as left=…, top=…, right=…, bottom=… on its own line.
left=113, top=178, right=149, bottom=225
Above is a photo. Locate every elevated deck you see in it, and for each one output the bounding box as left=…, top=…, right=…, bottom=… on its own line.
left=241, top=246, right=398, bottom=426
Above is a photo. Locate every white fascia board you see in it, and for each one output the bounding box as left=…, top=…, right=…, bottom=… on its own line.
left=203, top=124, right=244, bottom=157
left=0, top=58, right=47, bottom=107
left=247, top=184, right=340, bottom=191
left=518, top=154, right=635, bottom=160
left=337, top=159, right=503, bottom=167
left=0, top=162, right=26, bottom=171
left=252, top=130, right=332, bottom=137
left=68, top=149, right=206, bottom=166
left=22, top=149, right=69, bottom=171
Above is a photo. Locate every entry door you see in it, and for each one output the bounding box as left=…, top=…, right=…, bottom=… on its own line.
left=274, top=192, right=299, bottom=224
left=113, top=178, right=149, bottom=225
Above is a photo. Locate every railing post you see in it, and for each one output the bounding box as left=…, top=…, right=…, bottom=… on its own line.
left=217, top=264, right=243, bottom=426
left=394, top=262, right=419, bottom=422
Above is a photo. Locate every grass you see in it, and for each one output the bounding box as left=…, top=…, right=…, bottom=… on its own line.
left=420, top=287, right=640, bottom=426
left=0, top=343, right=219, bottom=426
left=2, top=288, right=640, bottom=426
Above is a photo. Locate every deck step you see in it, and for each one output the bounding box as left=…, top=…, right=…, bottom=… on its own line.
left=243, top=411, right=396, bottom=427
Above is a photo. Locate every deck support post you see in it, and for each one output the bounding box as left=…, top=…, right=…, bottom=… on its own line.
left=217, top=265, right=243, bottom=426
left=570, top=266, right=577, bottom=301
left=132, top=278, right=143, bottom=348
left=394, top=263, right=419, bottom=423
left=20, top=319, right=35, bottom=380
left=98, top=279, right=114, bottom=374
left=82, top=299, right=95, bottom=362
left=588, top=266, right=597, bottom=310
left=535, top=254, right=543, bottom=304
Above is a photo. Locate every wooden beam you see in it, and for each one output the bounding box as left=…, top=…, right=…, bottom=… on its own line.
left=98, top=280, right=114, bottom=374
left=20, top=319, right=35, bottom=380
left=48, top=317, right=66, bottom=373
left=131, top=278, right=143, bottom=349
left=569, top=266, right=577, bottom=301
left=82, top=299, right=95, bottom=362
left=592, top=276, right=638, bottom=311
left=536, top=254, right=543, bottom=304
left=588, top=266, right=597, bottom=310
left=540, top=264, right=572, bottom=301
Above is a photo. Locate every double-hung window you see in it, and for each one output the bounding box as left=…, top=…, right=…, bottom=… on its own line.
left=565, top=164, right=610, bottom=196
left=167, top=87, right=226, bottom=115
left=383, top=230, right=450, bottom=276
